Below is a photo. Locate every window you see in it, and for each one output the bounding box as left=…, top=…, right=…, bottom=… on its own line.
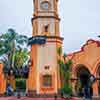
left=43, top=75, right=52, bottom=87
left=44, top=24, right=49, bottom=32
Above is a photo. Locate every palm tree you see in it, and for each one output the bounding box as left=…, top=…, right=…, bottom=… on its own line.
left=57, top=46, right=63, bottom=86
left=14, top=48, right=29, bottom=69
left=0, top=28, right=29, bottom=91
left=57, top=47, right=73, bottom=96
left=0, top=28, right=28, bottom=71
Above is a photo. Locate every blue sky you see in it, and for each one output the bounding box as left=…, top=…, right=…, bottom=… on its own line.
left=0, top=0, right=100, bottom=53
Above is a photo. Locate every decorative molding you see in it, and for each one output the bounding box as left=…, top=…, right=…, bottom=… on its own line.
left=31, top=16, right=60, bottom=22
left=28, top=35, right=63, bottom=45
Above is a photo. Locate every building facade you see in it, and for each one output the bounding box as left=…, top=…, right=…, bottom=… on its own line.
left=27, top=0, right=63, bottom=95
left=67, top=39, right=100, bottom=96
left=27, top=0, right=100, bottom=96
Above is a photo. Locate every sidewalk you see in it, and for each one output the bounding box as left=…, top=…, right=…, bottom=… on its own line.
left=0, top=97, right=83, bottom=100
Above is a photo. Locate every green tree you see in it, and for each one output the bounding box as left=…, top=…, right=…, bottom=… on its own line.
left=57, top=47, right=73, bottom=96
left=14, top=48, right=29, bottom=68
left=0, top=28, right=28, bottom=70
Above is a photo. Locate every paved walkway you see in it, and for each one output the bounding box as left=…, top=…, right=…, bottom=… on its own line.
left=0, top=97, right=83, bottom=100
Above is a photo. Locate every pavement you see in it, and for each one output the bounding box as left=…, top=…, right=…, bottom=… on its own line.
left=0, top=97, right=83, bottom=100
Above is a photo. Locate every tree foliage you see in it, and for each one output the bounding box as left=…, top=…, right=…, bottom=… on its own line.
left=14, top=49, right=29, bottom=68
left=0, top=28, right=29, bottom=72
left=57, top=47, right=73, bottom=96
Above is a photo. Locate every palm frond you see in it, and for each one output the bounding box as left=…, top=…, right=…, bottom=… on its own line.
left=57, top=47, right=62, bottom=56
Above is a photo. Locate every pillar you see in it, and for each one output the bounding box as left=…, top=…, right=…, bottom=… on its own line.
left=93, top=81, right=98, bottom=96
left=0, top=63, right=6, bottom=95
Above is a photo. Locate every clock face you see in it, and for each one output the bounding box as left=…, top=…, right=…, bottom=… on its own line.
left=41, top=1, right=50, bottom=10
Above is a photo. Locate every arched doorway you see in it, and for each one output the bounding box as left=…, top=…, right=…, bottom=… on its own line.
left=75, top=65, right=91, bottom=96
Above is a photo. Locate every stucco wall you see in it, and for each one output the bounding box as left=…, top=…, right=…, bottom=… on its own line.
left=68, top=39, right=100, bottom=96
left=72, top=40, right=100, bottom=77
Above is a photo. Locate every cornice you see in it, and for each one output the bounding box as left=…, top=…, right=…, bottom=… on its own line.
left=31, top=16, right=60, bottom=22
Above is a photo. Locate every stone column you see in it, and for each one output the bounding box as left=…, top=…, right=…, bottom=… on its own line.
left=92, top=81, right=98, bottom=96
left=72, top=80, right=78, bottom=96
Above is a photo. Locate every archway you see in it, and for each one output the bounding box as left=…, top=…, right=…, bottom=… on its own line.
left=75, top=65, right=91, bottom=96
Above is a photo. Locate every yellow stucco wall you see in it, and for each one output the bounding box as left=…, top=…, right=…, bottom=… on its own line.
left=68, top=39, right=100, bottom=96
left=0, top=63, right=6, bottom=95
left=27, top=0, right=62, bottom=95
left=27, top=37, right=63, bottom=95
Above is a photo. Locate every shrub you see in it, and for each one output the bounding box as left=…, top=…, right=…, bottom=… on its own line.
left=61, top=84, right=72, bottom=96
left=16, top=78, right=26, bottom=91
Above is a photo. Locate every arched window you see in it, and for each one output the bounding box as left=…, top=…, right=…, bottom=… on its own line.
left=43, top=75, right=52, bottom=87
left=44, top=24, right=49, bottom=32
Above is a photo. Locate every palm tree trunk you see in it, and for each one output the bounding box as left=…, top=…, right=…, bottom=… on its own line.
left=11, top=40, right=15, bottom=68
left=7, top=52, right=12, bottom=69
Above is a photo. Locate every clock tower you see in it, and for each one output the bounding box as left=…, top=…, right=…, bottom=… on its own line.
left=27, top=0, right=63, bottom=95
